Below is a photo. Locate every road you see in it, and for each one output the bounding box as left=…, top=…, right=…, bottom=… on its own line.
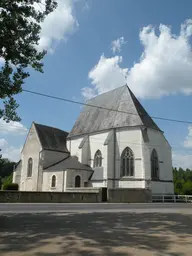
left=0, top=202, right=192, bottom=213
left=0, top=203, right=192, bottom=256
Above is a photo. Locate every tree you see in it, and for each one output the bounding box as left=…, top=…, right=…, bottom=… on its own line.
left=173, top=167, right=192, bottom=195
left=0, top=0, right=57, bottom=122
left=0, top=153, right=16, bottom=190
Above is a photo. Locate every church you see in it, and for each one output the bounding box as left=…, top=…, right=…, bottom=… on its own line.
left=13, top=85, right=174, bottom=194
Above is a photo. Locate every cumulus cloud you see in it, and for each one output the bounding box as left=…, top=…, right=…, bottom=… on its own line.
left=82, top=55, right=128, bottom=99
left=111, top=37, right=126, bottom=54
left=37, top=0, right=78, bottom=52
left=0, top=119, right=28, bottom=135
left=0, top=139, right=21, bottom=162
left=85, top=19, right=192, bottom=99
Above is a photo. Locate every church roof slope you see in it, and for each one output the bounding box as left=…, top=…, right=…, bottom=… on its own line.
left=34, top=123, right=69, bottom=152
left=44, top=156, right=93, bottom=171
left=68, top=85, right=160, bottom=138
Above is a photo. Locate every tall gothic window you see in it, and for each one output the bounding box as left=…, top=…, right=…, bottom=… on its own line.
left=151, top=149, right=159, bottom=180
left=75, top=175, right=81, bottom=187
left=27, top=158, right=33, bottom=177
left=51, top=175, right=56, bottom=188
left=94, top=150, right=102, bottom=167
left=120, top=147, right=134, bottom=177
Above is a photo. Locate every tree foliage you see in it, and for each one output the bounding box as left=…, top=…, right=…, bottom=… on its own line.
left=0, top=0, right=57, bottom=122
left=173, top=167, right=192, bottom=195
left=0, top=154, right=15, bottom=189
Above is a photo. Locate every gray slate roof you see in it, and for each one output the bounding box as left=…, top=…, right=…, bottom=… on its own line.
left=45, top=156, right=93, bottom=171
left=68, top=85, right=160, bottom=138
left=34, top=123, right=69, bottom=152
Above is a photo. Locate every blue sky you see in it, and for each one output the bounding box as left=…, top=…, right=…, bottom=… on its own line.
left=1, top=0, right=192, bottom=168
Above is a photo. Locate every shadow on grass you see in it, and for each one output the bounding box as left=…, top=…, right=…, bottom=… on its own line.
left=0, top=212, right=192, bottom=256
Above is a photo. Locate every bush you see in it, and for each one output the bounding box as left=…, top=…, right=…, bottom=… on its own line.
left=2, top=183, right=19, bottom=191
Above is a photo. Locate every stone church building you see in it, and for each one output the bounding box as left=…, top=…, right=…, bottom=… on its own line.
left=13, top=85, right=174, bottom=194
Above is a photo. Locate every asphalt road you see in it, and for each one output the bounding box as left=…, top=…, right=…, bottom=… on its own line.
left=0, top=202, right=192, bottom=213
left=1, top=203, right=192, bottom=256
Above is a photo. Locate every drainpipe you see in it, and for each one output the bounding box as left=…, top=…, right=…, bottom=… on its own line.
left=62, top=170, right=65, bottom=192
left=113, top=128, right=116, bottom=188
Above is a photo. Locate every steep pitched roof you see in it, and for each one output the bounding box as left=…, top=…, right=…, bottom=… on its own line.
left=68, top=85, right=160, bottom=138
left=34, top=123, right=69, bottom=152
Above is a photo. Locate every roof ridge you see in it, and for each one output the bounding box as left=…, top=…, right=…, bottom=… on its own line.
left=127, top=86, right=161, bottom=131
left=86, top=84, right=127, bottom=103
left=34, top=122, right=68, bottom=134
left=112, top=85, right=129, bottom=128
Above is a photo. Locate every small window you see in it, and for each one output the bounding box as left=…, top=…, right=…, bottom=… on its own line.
left=51, top=175, right=56, bottom=188
left=27, top=158, right=33, bottom=177
left=120, top=147, right=134, bottom=177
left=94, top=150, right=102, bottom=167
left=75, top=175, right=81, bottom=187
left=151, top=149, right=159, bottom=180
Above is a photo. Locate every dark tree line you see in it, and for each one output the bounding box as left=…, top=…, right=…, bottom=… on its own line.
left=0, top=153, right=15, bottom=189
left=173, top=167, right=192, bottom=195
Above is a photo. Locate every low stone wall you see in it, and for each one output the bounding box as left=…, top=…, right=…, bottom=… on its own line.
left=0, top=190, right=103, bottom=203
left=108, top=188, right=152, bottom=203
left=65, top=188, right=101, bottom=193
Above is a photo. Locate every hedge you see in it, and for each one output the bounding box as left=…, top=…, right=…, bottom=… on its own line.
left=2, top=183, right=19, bottom=191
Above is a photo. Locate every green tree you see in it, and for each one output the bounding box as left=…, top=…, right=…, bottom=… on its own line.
left=173, top=167, right=192, bottom=195
left=0, top=154, right=16, bottom=190
left=0, top=0, right=57, bottom=122
left=183, top=181, right=192, bottom=195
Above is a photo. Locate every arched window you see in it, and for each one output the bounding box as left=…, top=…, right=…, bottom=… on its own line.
left=51, top=175, right=56, bottom=188
left=27, top=158, right=33, bottom=177
left=75, top=175, right=81, bottom=187
left=151, top=149, right=159, bottom=180
left=120, top=147, right=134, bottom=177
left=94, top=150, right=102, bottom=167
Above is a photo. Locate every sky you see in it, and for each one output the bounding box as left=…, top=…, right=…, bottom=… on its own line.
left=1, top=0, right=192, bottom=168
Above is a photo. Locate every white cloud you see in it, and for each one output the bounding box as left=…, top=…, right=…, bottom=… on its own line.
left=0, top=119, right=28, bottom=135
left=82, top=54, right=128, bottom=99
left=37, top=0, right=78, bottom=52
left=85, top=19, right=192, bottom=99
left=0, top=138, right=8, bottom=148
left=0, top=139, right=21, bottom=162
left=172, top=152, right=192, bottom=169
left=111, top=37, right=126, bottom=54
left=81, top=87, right=97, bottom=100
left=183, top=126, right=192, bottom=148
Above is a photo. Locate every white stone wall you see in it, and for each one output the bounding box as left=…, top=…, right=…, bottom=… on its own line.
left=65, top=169, right=92, bottom=190
left=89, top=132, right=109, bottom=178
left=20, top=123, right=42, bottom=191
left=119, top=180, right=145, bottom=188
left=151, top=181, right=174, bottom=194
left=91, top=181, right=106, bottom=187
left=115, top=127, right=144, bottom=189
left=69, top=132, right=109, bottom=188
left=67, top=127, right=173, bottom=194
left=42, top=170, right=64, bottom=192
left=68, top=138, right=82, bottom=162
left=12, top=163, right=21, bottom=185
left=142, top=128, right=173, bottom=194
